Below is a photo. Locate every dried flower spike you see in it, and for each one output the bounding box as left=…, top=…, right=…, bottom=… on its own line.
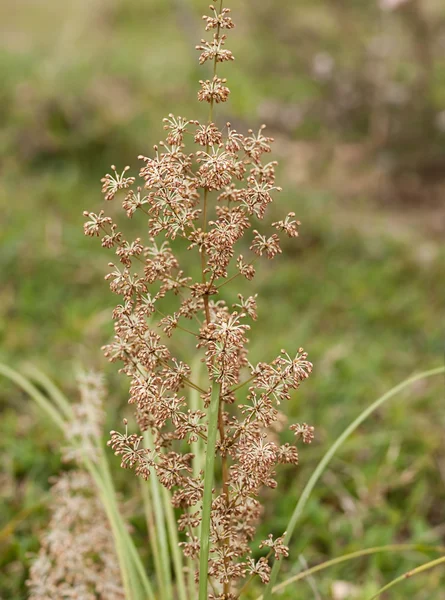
left=83, top=2, right=313, bottom=598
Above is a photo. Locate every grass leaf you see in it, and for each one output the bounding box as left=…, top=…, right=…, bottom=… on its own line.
left=261, top=366, right=445, bottom=599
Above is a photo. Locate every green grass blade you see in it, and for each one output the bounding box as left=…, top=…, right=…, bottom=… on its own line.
left=86, top=458, right=135, bottom=600
left=186, top=356, right=203, bottom=598
left=141, top=478, right=165, bottom=593
left=0, top=363, right=66, bottom=431
left=0, top=364, right=134, bottom=598
left=198, top=381, right=220, bottom=600
left=0, top=502, right=46, bottom=544
left=22, top=364, right=74, bottom=421
left=262, top=366, right=445, bottom=600
left=162, top=486, right=188, bottom=600
left=256, top=544, right=445, bottom=598
left=189, top=357, right=205, bottom=480
left=144, top=430, right=173, bottom=600
left=98, top=449, right=156, bottom=600
left=368, top=555, right=445, bottom=599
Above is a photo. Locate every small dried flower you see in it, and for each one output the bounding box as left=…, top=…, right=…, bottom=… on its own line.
left=236, top=255, right=255, bottom=280
left=195, top=122, right=223, bottom=146
left=122, top=188, right=149, bottom=217
left=250, top=231, right=282, bottom=259
left=241, top=178, right=281, bottom=219
left=101, top=223, right=122, bottom=248
left=197, top=147, right=237, bottom=190
left=259, top=534, right=289, bottom=560
left=203, top=6, right=235, bottom=30
left=180, top=534, right=201, bottom=558
left=198, top=77, right=230, bottom=103
left=272, top=212, right=300, bottom=237
left=225, top=124, right=244, bottom=152
left=290, top=422, right=315, bottom=444
left=196, top=35, right=234, bottom=65
left=83, top=210, right=113, bottom=236
left=243, top=125, right=274, bottom=163
left=247, top=556, right=271, bottom=584
left=163, top=114, right=191, bottom=145
left=233, top=294, right=258, bottom=320
left=101, top=165, right=135, bottom=201
left=277, top=443, right=299, bottom=465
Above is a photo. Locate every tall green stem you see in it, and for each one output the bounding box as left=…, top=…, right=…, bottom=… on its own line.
left=85, top=457, right=136, bottom=600
left=188, top=358, right=204, bottom=596
left=369, top=555, right=445, bottom=599
left=162, top=486, right=188, bottom=600
left=0, top=363, right=66, bottom=430
left=144, top=430, right=173, bottom=600
left=141, top=479, right=164, bottom=592
left=198, top=381, right=220, bottom=600
left=98, top=449, right=155, bottom=600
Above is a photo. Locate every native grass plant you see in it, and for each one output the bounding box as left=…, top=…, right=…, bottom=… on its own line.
left=2, top=2, right=445, bottom=600
left=0, top=363, right=160, bottom=600
left=79, top=2, right=445, bottom=600
left=82, top=2, right=315, bottom=599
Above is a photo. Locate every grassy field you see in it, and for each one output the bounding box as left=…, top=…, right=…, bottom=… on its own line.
left=1, top=0, right=445, bottom=598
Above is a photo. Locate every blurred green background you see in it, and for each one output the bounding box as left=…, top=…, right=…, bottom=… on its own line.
left=1, top=0, right=445, bottom=598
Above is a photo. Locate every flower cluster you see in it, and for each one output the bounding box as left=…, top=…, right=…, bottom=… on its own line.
left=84, top=1, right=313, bottom=597
left=28, top=373, right=123, bottom=599
left=27, top=471, right=124, bottom=600
left=63, top=371, right=106, bottom=463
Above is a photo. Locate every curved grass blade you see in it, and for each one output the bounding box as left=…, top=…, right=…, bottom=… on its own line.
left=262, top=366, right=445, bottom=599
left=144, top=430, right=173, bottom=600
left=141, top=478, right=165, bottom=593
left=0, top=363, right=66, bottom=430
left=198, top=381, right=220, bottom=600
left=22, top=364, right=74, bottom=421
left=98, top=448, right=156, bottom=600
left=162, top=486, right=188, bottom=600
left=368, top=555, right=445, bottom=599
left=0, top=503, right=46, bottom=544
left=255, top=544, right=445, bottom=599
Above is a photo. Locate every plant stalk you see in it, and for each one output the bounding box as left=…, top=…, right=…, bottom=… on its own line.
left=141, top=479, right=164, bottom=593
left=198, top=381, right=221, bottom=600
left=368, top=555, right=445, bottom=599
left=162, top=486, right=188, bottom=600
left=144, top=430, right=173, bottom=600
